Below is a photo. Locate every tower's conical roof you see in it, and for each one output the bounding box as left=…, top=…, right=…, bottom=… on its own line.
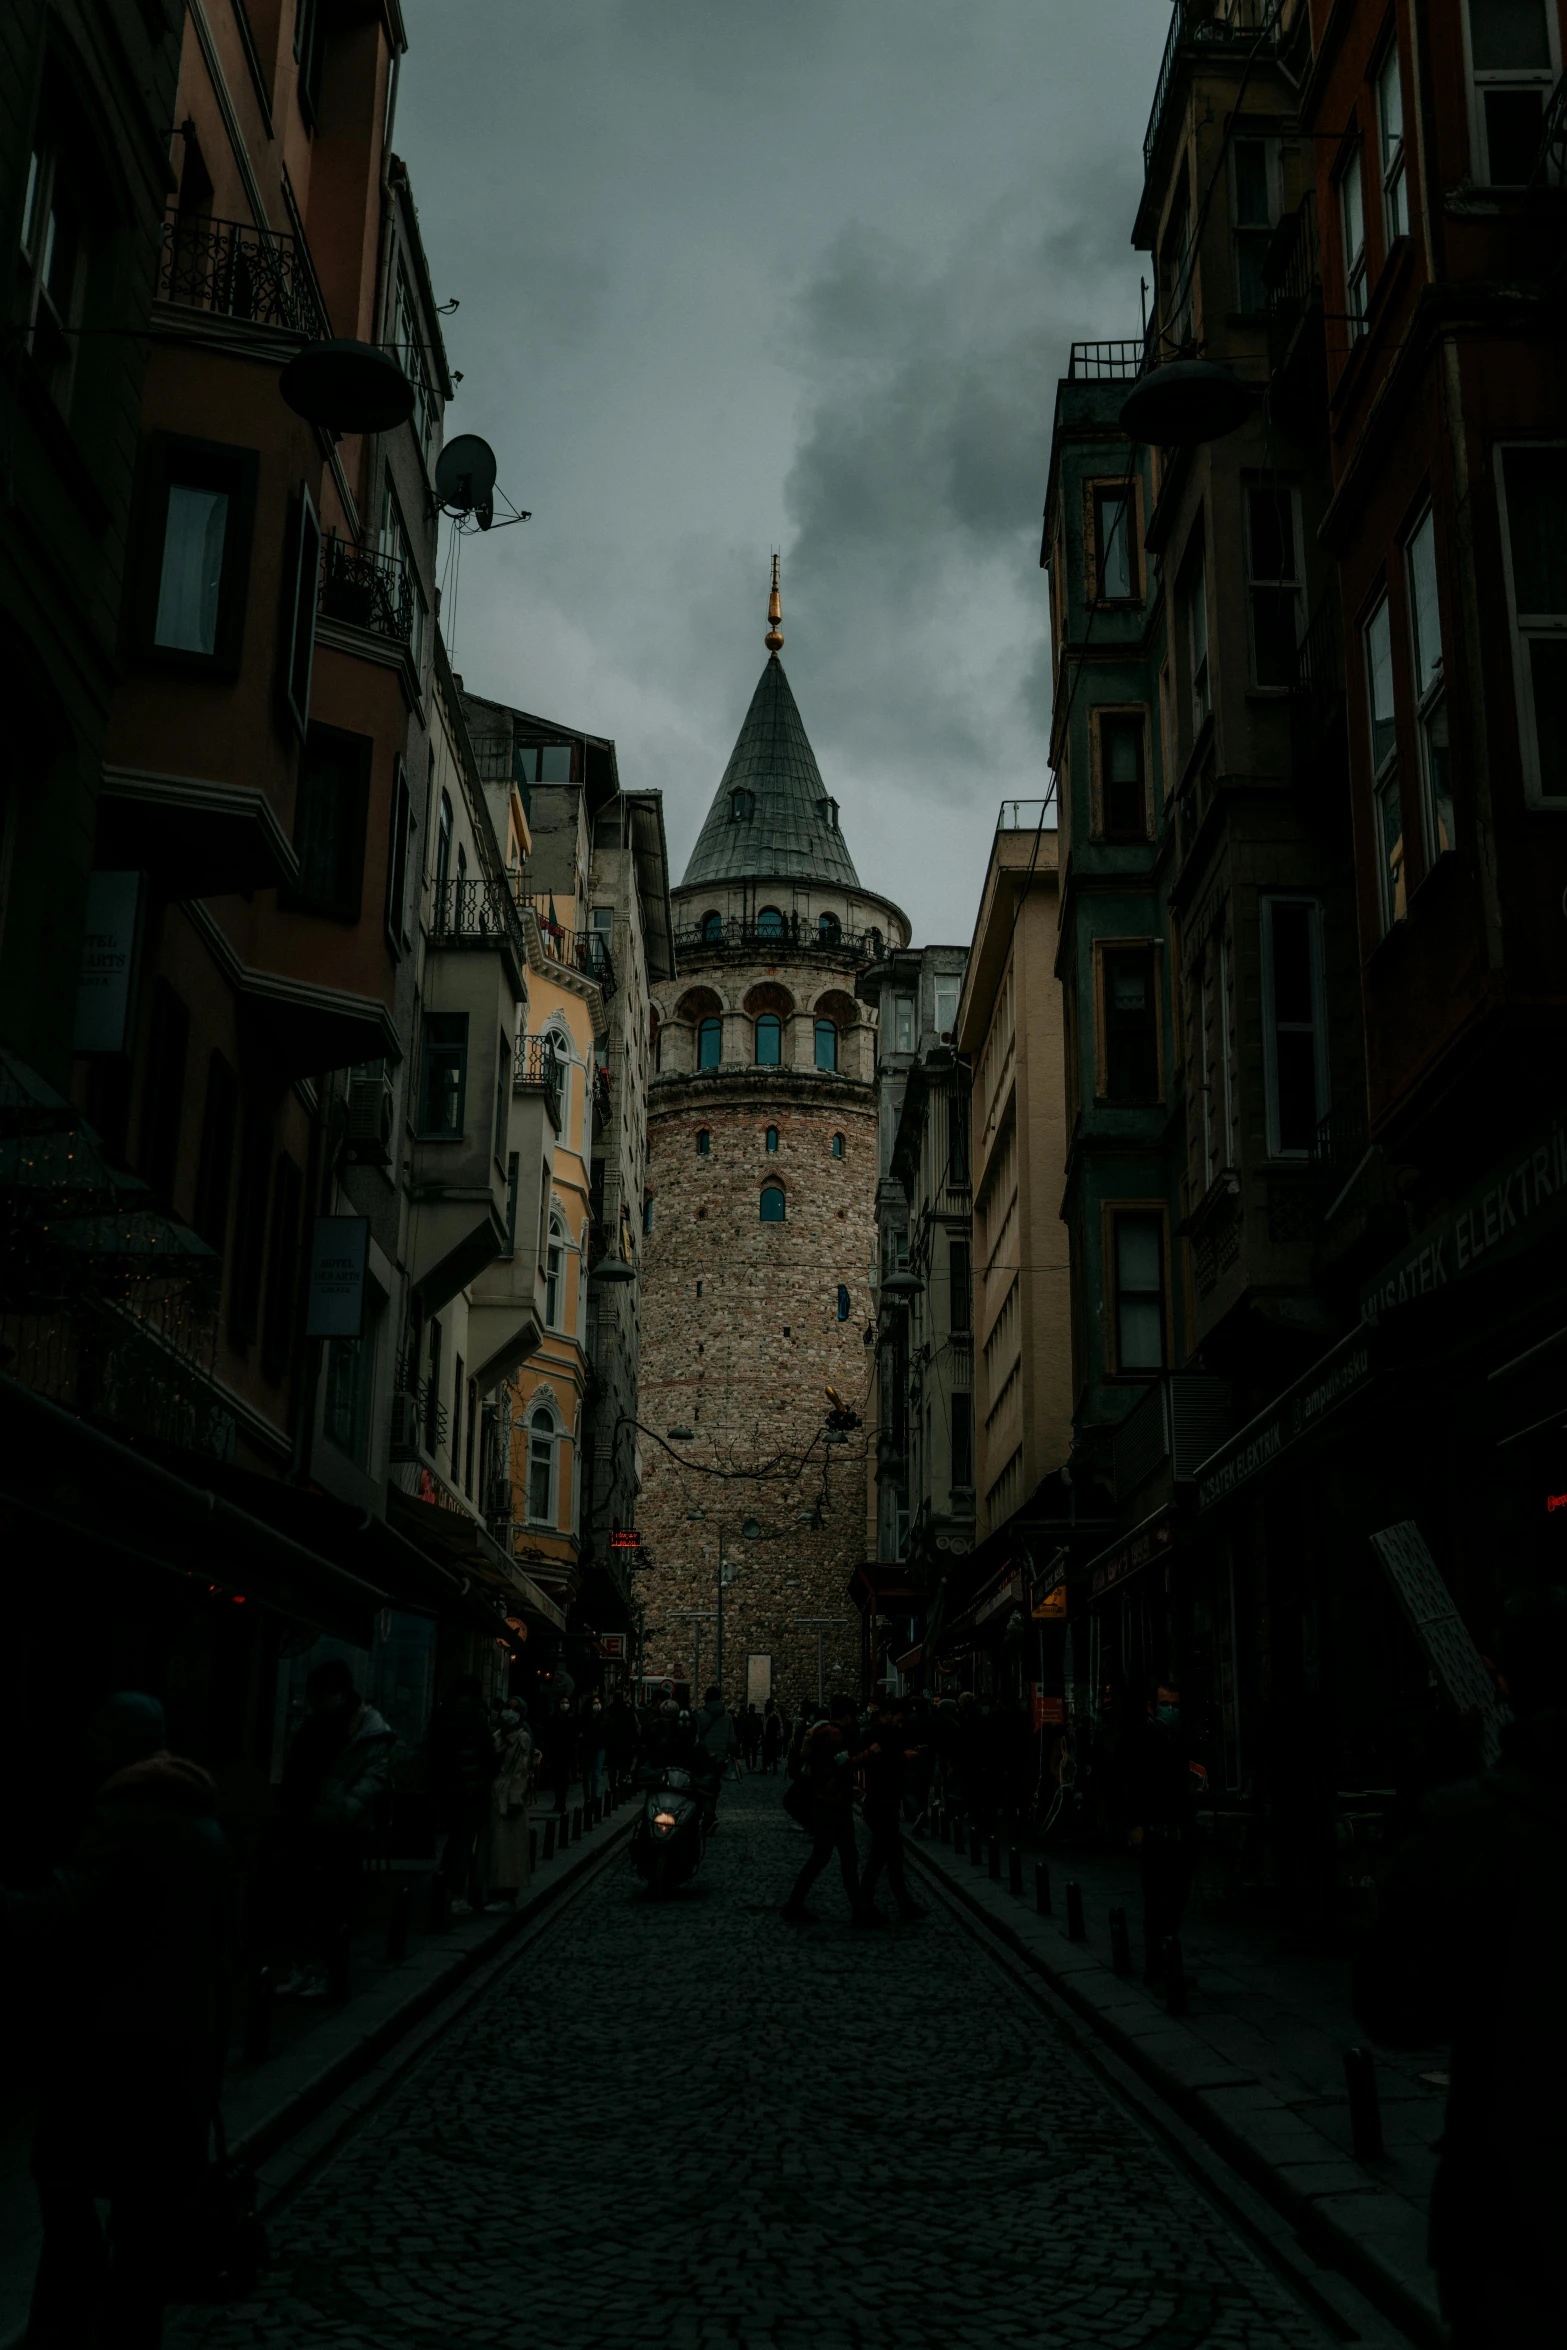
left=681, top=653, right=860, bottom=892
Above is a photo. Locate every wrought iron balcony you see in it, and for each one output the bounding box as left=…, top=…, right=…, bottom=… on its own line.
left=529, top=913, right=614, bottom=991
left=1068, top=339, right=1145, bottom=382
left=157, top=210, right=327, bottom=340
left=1264, top=190, right=1320, bottom=320
left=318, top=535, right=415, bottom=644
left=429, top=876, right=527, bottom=959
left=515, top=1033, right=564, bottom=1123
left=1144, top=1, right=1280, bottom=184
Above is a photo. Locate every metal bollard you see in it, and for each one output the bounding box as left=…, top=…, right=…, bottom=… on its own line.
left=327, top=1923, right=351, bottom=2005
left=529, top=1829, right=538, bottom=1876
left=1065, top=1880, right=1086, bottom=1941
left=243, top=1965, right=273, bottom=2065
left=1008, top=1846, right=1023, bottom=1897
left=988, top=1837, right=1001, bottom=1882
left=542, top=1817, right=556, bottom=1862
left=1164, top=1936, right=1189, bottom=2016
left=386, top=1880, right=411, bottom=1964
left=969, top=1823, right=984, bottom=1866
left=1034, top=1859, right=1052, bottom=1915
left=572, top=1805, right=583, bottom=1843
left=1344, top=2046, right=1384, bottom=2159
left=1109, top=1906, right=1132, bottom=1975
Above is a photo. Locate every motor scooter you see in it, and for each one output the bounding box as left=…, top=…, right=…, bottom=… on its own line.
left=631, top=1761, right=713, bottom=1895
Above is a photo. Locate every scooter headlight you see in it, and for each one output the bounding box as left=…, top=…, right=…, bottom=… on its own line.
left=652, top=1809, right=680, bottom=1834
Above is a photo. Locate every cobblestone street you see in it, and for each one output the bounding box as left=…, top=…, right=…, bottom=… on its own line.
left=165, top=1779, right=1363, bottom=2350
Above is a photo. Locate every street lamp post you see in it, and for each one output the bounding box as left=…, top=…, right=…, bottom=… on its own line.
left=790, top=1616, right=851, bottom=1710
left=690, top=1510, right=763, bottom=1696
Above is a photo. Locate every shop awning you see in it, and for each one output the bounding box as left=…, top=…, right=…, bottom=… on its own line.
left=387, top=1486, right=566, bottom=1630
left=1192, top=1325, right=1380, bottom=1517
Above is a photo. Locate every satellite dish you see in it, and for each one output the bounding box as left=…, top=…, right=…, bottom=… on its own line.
left=435, top=434, right=498, bottom=515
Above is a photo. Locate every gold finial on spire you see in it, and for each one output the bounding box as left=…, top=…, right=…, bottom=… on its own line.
left=764, top=551, right=784, bottom=655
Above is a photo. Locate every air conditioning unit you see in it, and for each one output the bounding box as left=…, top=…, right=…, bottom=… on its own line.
left=346, top=1060, right=395, bottom=1164
left=389, top=1389, right=421, bottom=1458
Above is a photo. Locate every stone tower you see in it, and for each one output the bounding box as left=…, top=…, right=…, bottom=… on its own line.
left=635, top=568, right=909, bottom=1714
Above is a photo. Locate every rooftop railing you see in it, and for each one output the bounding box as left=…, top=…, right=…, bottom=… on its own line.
left=157, top=210, right=328, bottom=339
left=1068, top=339, right=1145, bottom=381
left=1144, top=1, right=1281, bottom=183
left=997, top=798, right=1058, bottom=833
left=319, top=535, right=415, bottom=645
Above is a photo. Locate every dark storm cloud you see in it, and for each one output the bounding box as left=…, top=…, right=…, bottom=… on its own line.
left=398, top=1, right=1171, bottom=938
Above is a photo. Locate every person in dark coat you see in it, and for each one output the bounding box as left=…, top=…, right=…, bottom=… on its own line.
left=761, top=1698, right=786, bottom=1775
left=782, top=1695, right=875, bottom=1925
left=539, top=1693, right=579, bottom=1819
left=278, top=1656, right=397, bottom=1988
left=859, top=1694, right=928, bottom=1922
left=1352, top=1587, right=1567, bottom=2347
left=1123, top=1681, right=1200, bottom=1984
left=603, top=1692, right=638, bottom=1799
left=2, top=1692, right=227, bottom=2348
left=427, top=1673, right=498, bottom=1912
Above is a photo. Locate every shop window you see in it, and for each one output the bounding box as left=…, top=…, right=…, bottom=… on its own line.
left=291, top=723, right=371, bottom=922
left=1377, top=43, right=1408, bottom=242
left=760, top=1183, right=786, bottom=1223
left=1101, top=945, right=1159, bottom=1104
left=419, top=1013, right=468, bottom=1137
left=1113, top=1214, right=1165, bottom=1372
left=141, top=436, right=258, bottom=671
left=1465, top=0, right=1558, bottom=185
left=814, top=1018, right=838, bottom=1072
left=1098, top=713, right=1148, bottom=840
left=1405, top=509, right=1454, bottom=859
left=698, top=1016, right=722, bottom=1069
left=1364, top=595, right=1404, bottom=927
left=1261, top=897, right=1328, bottom=1158
left=1497, top=444, right=1567, bottom=803
left=755, top=1013, right=782, bottom=1067
left=1245, top=484, right=1303, bottom=690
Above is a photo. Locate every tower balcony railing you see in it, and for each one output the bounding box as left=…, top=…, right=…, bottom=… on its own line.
left=674, top=916, right=889, bottom=964
left=157, top=210, right=328, bottom=340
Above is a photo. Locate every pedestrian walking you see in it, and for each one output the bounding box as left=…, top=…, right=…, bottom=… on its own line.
left=782, top=1694, right=875, bottom=1926
left=1353, top=1586, right=1567, bottom=2348
left=278, top=1656, right=396, bottom=1988
left=540, top=1692, right=579, bottom=1819
left=583, top=1695, right=607, bottom=1802
left=741, top=1703, right=763, bottom=1771
left=762, top=1698, right=785, bottom=1775
left=604, top=1690, right=638, bottom=1799
left=859, top=1694, right=928, bottom=1923
left=485, top=1702, right=535, bottom=1909
left=429, top=1673, right=499, bottom=1914
left=1123, top=1681, right=1200, bottom=1985
left=2, top=1692, right=227, bottom=2348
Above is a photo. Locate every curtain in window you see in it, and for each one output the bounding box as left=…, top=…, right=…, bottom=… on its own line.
left=155, top=483, right=228, bottom=653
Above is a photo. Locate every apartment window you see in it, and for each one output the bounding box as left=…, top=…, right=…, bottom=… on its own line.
left=419, top=1013, right=467, bottom=1136
left=434, top=789, right=453, bottom=901
left=1466, top=0, right=1558, bottom=184
left=1232, top=137, right=1279, bottom=312
left=765, top=1125, right=779, bottom=1152
left=527, top=1409, right=555, bottom=1524
left=385, top=759, right=413, bottom=955
left=1378, top=44, right=1409, bottom=242
left=950, top=1101, right=970, bottom=1185
left=262, top=1152, right=303, bottom=1377
left=951, top=1391, right=974, bottom=1490
left=757, top=905, right=785, bottom=938
left=294, top=0, right=330, bottom=125
left=192, top=1051, right=238, bottom=1253
left=1364, top=596, right=1405, bottom=928
left=755, top=1013, right=782, bottom=1067
left=1093, top=485, right=1137, bottom=602
left=1406, top=510, right=1454, bottom=860
left=282, top=486, right=321, bottom=735
left=424, top=1319, right=443, bottom=1456
left=394, top=263, right=437, bottom=458
left=1245, top=485, right=1303, bottom=690
left=1183, top=543, right=1210, bottom=731
left=894, top=996, right=915, bottom=1053
left=950, top=1239, right=972, bottom=1334
left=1098, top=713, right=1148, bottom=841
left=323, top=1332, right=374, bottom=1466
left=1339, top=147, right=1368, bottom=342
left=731, top=788, right=754, bottom=822
left=493, top=1031, right=509, bottom=1165
left=464, top=1378, right=478, bottom=1497
left=1159, top=176, right=1194, bottom=354
left=1113, top=1214, right=1165, bottom=1372
left=697, top=1016, right=722, bottom=1069
left=141, top=979, right=190, bottom=1204
left=1102, top=946, right=1159, bottom=1104
left=504, top=1151, right=520, bottom=1257
left=1196, top=927, right=1235, bottom=1190
left=143, top=438, right=257, bottom=669
left=1497, top=445, right=1567, bottom=802
left=1262, top=898, right=1329, bottom=1157
left=933, top=978, right=960, bottom=1037
left=760, top=1183, right=786, bottom=1223
left=17, top=138, right=86, bottom=416
left=545, top=1216, right=565, bottom=1327
left=814, top=1019, right=838, bottom=1072
left=288, top=723, right=371, bottom=923
left=831, top=1131, right=844, bottom=1158
left=696, top=1127, right=711, bottom=1156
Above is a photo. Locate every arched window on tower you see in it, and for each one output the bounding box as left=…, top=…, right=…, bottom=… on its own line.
left=760, top=1183, right=786, bottom=1224
left=755, top=1013, right=781, bottom=1067
left=696, top=1128, right=711, bottom=1156
left=756, top=905, right=785, bottom=939
left=814, top=1019, right=838, bottom=1073
left=831, top=1131, right=845, bottom=1158
left=765, top=1125, right=779, bottom=1153
left=818, top=911, right=841, bottom=943
left=700, top=909, right=723, bottom=942
left=698, top=1016, right=721, bottom=1070
left=731, top=789, right=754, bottom=823
left=837, top=1284, right=850, bottom=1321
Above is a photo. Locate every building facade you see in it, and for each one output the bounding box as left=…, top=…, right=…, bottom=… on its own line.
left=635, top=584, right=908, bottom=1713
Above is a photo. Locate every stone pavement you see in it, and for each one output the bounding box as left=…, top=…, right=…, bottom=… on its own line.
left=907, top=1820, right=1447, bottom=2346
left=164, top=1775, right=1414, bottom=2350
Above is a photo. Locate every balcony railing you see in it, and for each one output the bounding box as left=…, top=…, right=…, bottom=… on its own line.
left=1290, top=588, right=1343, bottom=749
left=319, top=535, right=415, bottom=644
left=528, top=913, right=614, bottom=991
left=1068, top=339, right=1145, bottom=381
left=673, top=916, right=889, bottom=964
left=1265, top=190, right=1320, bottom=319
left=997, top=798, right=1057, bottom=832
left=157, top=210, right=328, bottom=339
left=515, top=1034, right=565, bottom=1123
left=429, top=876, right=527, bottom=958
left=1144, top=1, right=1281, bottom=182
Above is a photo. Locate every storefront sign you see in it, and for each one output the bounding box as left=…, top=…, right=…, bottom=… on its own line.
left=1196, top=1330, right=1374, bottom=1515
left=1031, top=1685, right=1064, bottom=1732
left=1361, top=1106, right=1567, bottom=1324
left=72, top=871, right=144, bottom=1054
left=305, top=1215, right=370, bottom=1339
left=609, top=1529, right=641, bottom=1550
left=1089, top=1510, right=1174, bottom=1599
left=977, top=1573, right=1022, bottom=1625
left=1031, top=1551, right=1068, bottom=1616
left=598, top=1633, right=626, bottom=1659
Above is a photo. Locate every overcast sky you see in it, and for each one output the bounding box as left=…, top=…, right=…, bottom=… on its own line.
left=399, top=1, right=1171, bottom=945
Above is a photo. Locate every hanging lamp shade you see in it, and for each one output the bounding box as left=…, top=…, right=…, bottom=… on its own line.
left=1119, top=358, right=1253, bottom=447
left=280, top=340, right=415, bottom=434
